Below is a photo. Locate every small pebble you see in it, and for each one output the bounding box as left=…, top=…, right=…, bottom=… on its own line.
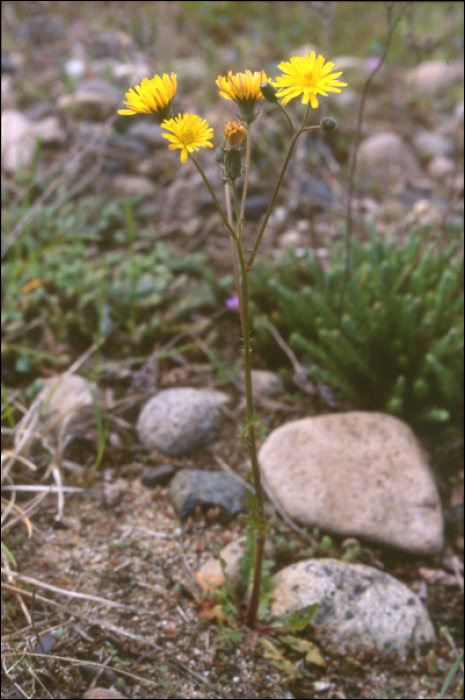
left=140, top=464, right=176, bottom=488
left=169, top=469, right=248, bottom=520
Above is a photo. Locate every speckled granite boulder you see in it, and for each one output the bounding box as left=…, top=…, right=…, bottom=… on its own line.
left=137, top=388, right=223, bottom=457
left=271, top=558, right=436, bottom=659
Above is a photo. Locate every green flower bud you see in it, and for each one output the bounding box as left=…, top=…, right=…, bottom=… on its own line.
left=215, top=143, right=225, bottom=164
left=320, top=116, right=337, bottom=133
left=260, top=81, right=279, bottom=104
left=224, top=148, right=242, bottom=181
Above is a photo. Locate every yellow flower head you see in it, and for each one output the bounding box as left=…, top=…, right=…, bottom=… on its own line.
left=217, top=69, right=269, bottom=123
left=162, top=113, right=214, bottom=163
left=118, top=73, right=177, bottom=124
left=274, top=52, right=347, bottom=108
left=224, top=120, right=246, bottom=149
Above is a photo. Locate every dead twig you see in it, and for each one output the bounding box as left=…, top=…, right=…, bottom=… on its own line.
left=1, top=570, right=156, bottom=615
left=1, top=584, right=234, bottom=699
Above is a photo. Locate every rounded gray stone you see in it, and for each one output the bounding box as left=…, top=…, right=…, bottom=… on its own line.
left=168, top=469, right=248, bottom=520
left=137, top=388, right=223, bottom=457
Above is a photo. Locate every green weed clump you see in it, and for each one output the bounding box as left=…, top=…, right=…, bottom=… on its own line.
left=2, top=196, right=227, bottom=381
left=251, top=227, right=464, bottom=448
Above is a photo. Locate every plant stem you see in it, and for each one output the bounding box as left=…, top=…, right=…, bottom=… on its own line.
left=190, top=156, right=237, bottom=239
left=194, top=104, right=313, bottom=628
left=225, top=180, right=243, bottom=326
left=277, top=102, right=295, bottom=135
left=240, top=124, right=252, bottom=221
left=231, top=181, right=266, bottom=629
left=246, top=103, right=312, bottom=270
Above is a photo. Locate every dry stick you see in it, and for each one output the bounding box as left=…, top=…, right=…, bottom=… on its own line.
left=260, top=319, right=310, bottom=382
left=85, top=653, right=115, bottom=696
left=260, top=470, right=322, bottom=548
left=1, top=649, right=169, bottom=695
left=3, top=342, right=106, bottom=530
left=30, top=591, right=54, bottom=677
left=2, top=493, right=49, bottom=538
left=214, top=456, right=322, bottom=548
left=176, top=539, right=202, bottom=604
left=10, top=339, right=104, bottom=469
left=1, top=560, right=32, bottom=625
left=214, top=455, right=255, bottom=493
left=0, top=495, right=33, bottom=535
left=340, top=1, right=399, bottom=309
left=1, top=584, right=233, bottom=699
left=1, top=569, right=153, bottom=614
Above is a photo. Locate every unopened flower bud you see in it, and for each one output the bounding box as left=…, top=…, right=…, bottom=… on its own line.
left=320, top=116, right=337, bottom=133
left=224, top=149, right=242, bottom=181
left=260, top=81, right=279, bottom=104
left=215, top=143, right=226, bottom=163
left=225, top=120, right=246, bottom=149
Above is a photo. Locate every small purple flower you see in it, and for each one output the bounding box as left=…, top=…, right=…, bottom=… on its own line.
left=225, top=295, right=240, bottom=309
left=365, top=57, right=381, bottom=71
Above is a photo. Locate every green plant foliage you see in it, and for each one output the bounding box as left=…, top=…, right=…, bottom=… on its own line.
left=251, top=227, right=463, bottom=447
left=438, top=649, right=464, bottom=699
left=199, top=535, right=323, bottom=680
left=1, top=196, right=229, bottom=380
left=1, top=541, right=17, bottom=567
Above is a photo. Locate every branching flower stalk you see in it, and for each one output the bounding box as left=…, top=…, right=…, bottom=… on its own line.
left=118, top=54, right=346, bottom=630
left=229, top=172, right=266, bottom=628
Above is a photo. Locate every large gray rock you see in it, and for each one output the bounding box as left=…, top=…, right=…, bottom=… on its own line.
left=357, top=131, right=422, bottom=189
left=259, top=412, right=444, bottom=554
left=407, top=59, right=464, bottom=93
left=271, top=558, right=436, bottom=659
left=137, top=388, right=223, bottom=457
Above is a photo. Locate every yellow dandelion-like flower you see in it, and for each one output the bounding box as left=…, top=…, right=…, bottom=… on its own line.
left=162, top=113, right=214, bottom=163
left=118, top=73, right=177, bottom=124
left=216, top=69, right=269, bottom=123
left=274, top=52, right=347, bottom=108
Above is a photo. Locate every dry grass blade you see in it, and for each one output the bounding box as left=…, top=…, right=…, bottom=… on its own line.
left=7, top=341, right=103, bottom=469
left=1, top=497, right=33, bottom=538
left=1, top=571, right=156, bottom=614
left=1, top=650, right=166, bottom=695
left=1, top=585, right=234, bottom=699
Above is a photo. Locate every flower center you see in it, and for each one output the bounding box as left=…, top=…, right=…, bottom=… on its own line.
left=304, top=70, right=315, bottom=86
left=182, top=127, right=196, bottom=145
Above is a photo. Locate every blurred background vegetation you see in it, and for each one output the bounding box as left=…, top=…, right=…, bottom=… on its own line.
left=2, top=0, right=464, bottom=468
